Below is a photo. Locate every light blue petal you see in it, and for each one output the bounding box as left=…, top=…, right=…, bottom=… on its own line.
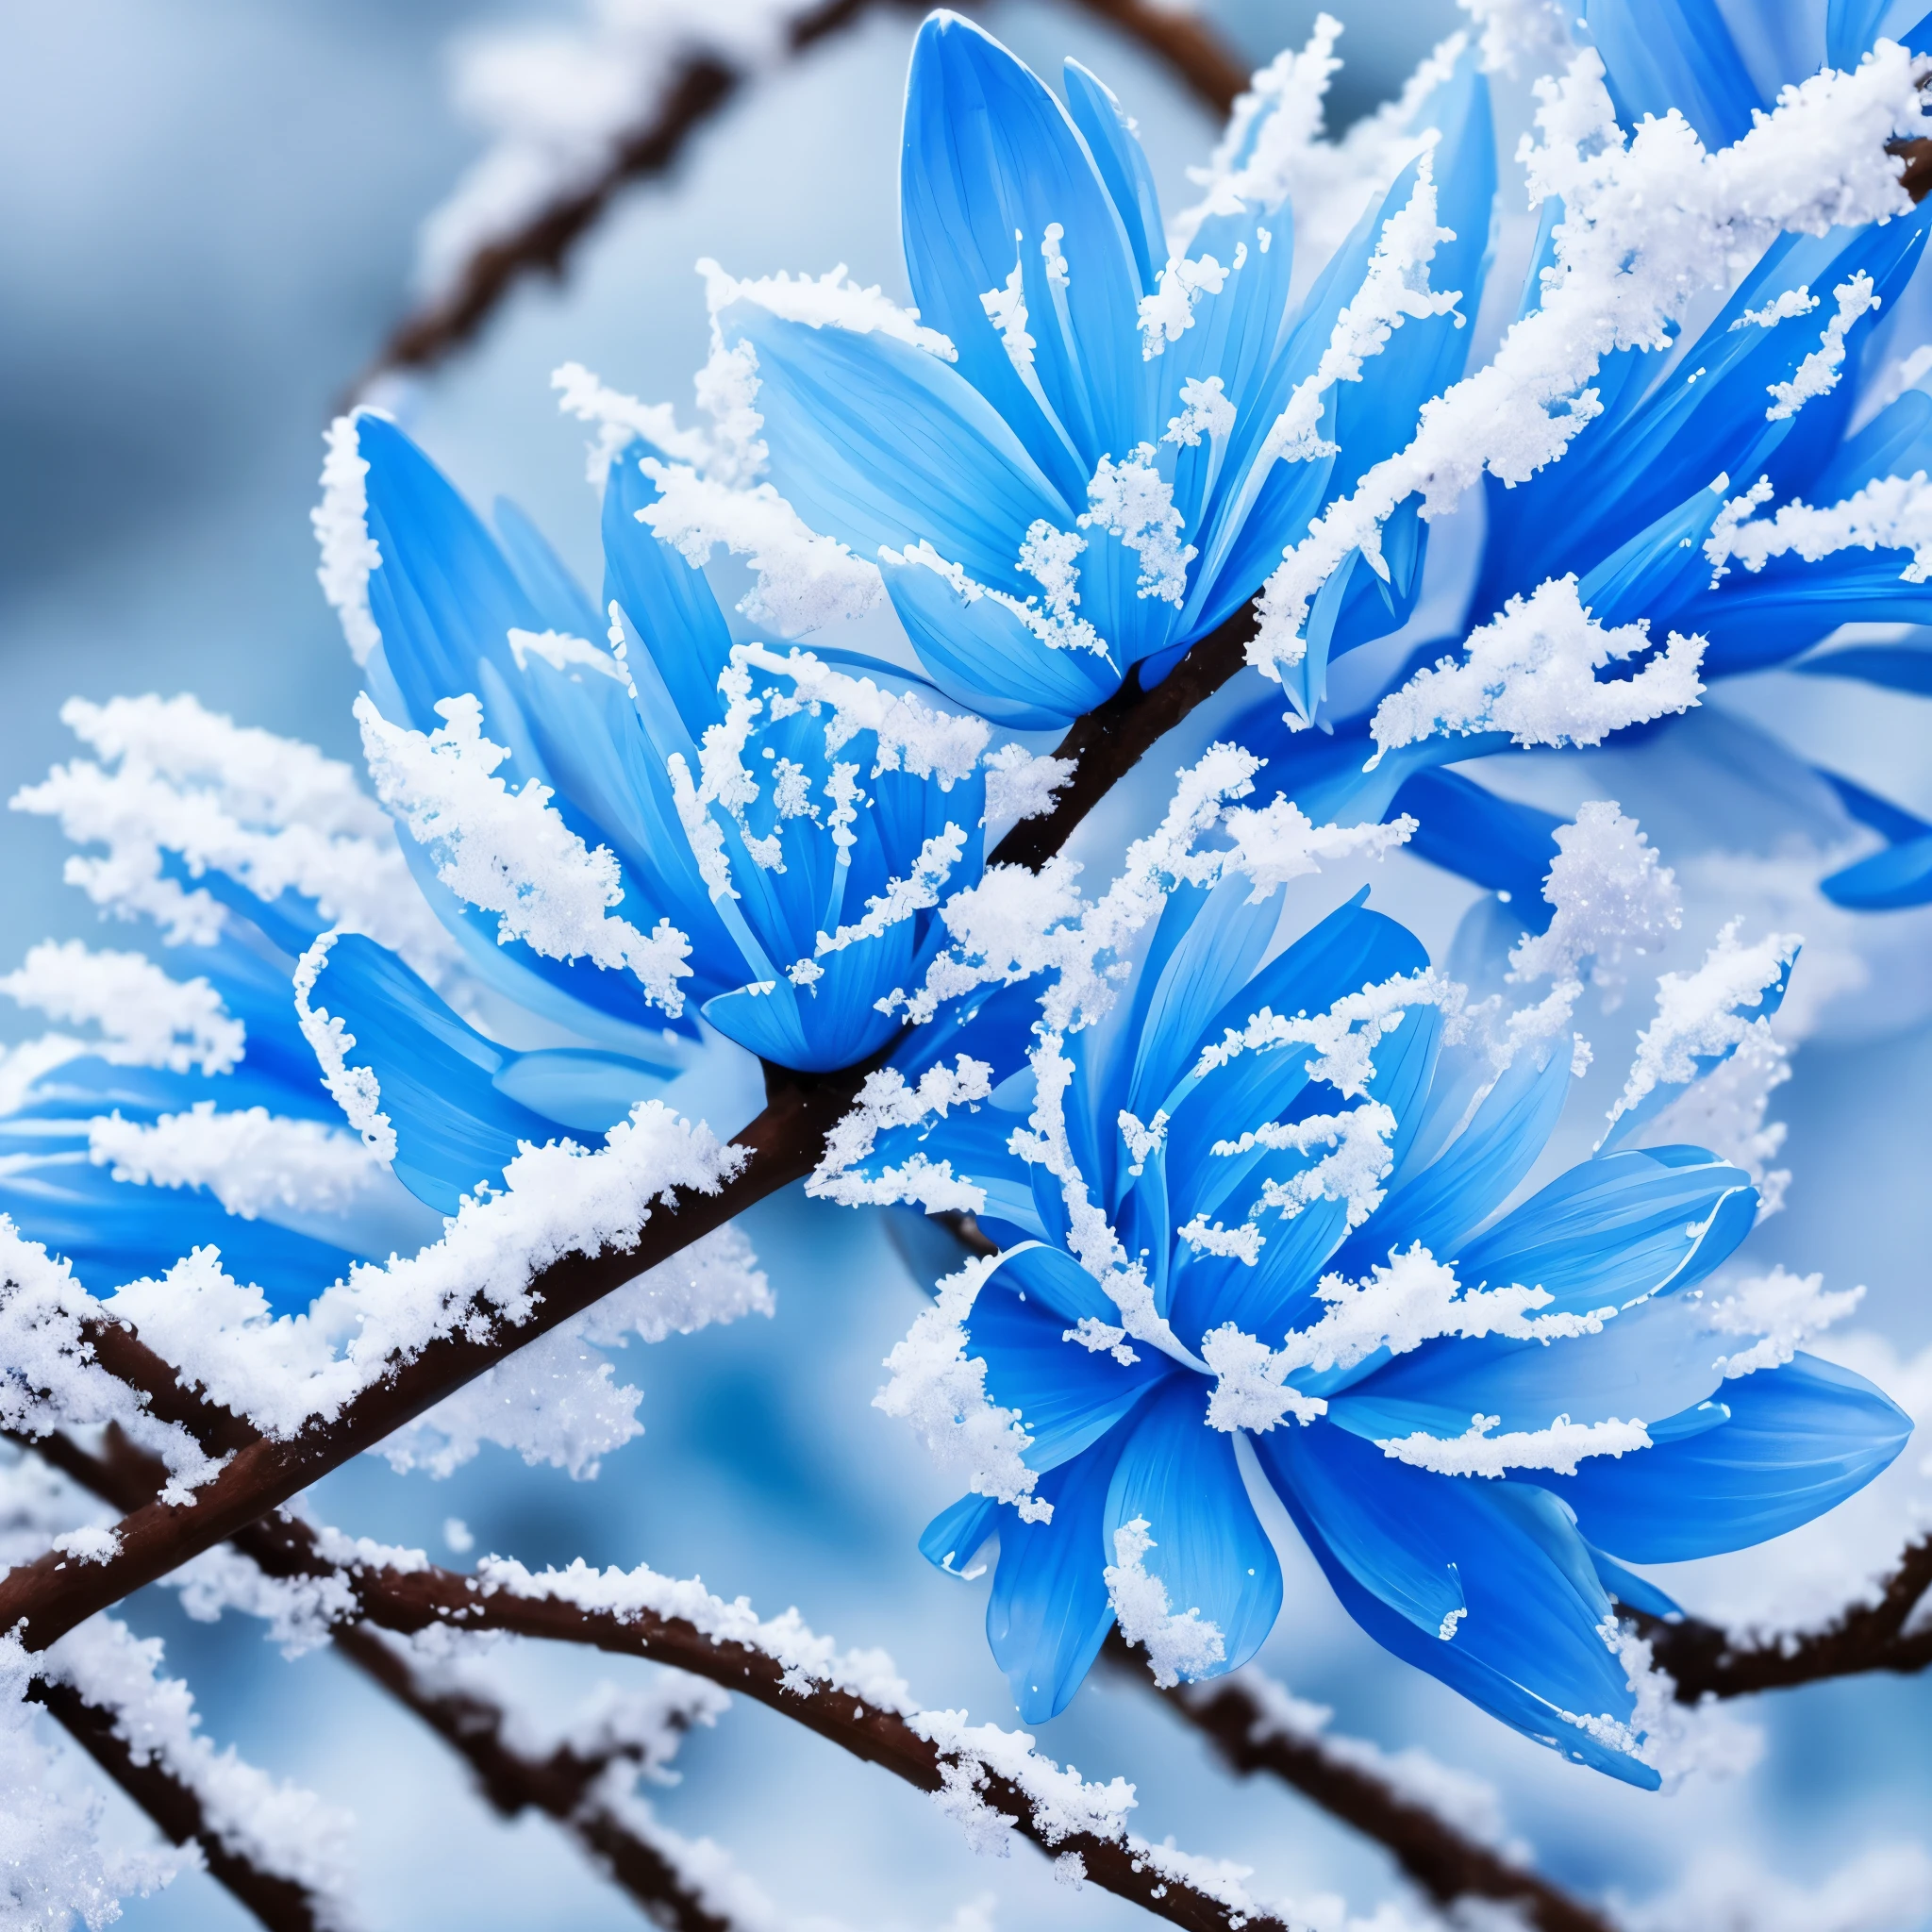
left=1333, top=1290, right=1725, bottom=1440
left=718, top=305, right=1074, bottom=596
left=901, top=14, right=1148, bottom=483
left=1454, top=1149, right=1759, bottom=1317
left=1336, top=1043, right=1573, bottom=1275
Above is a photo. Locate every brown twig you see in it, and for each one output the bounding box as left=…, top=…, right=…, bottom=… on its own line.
left=251, top=1521, right=1285, bottom=1932
left=989, top=602, right=1258, bottom=872
left=1106, top=1636, right=1614, bottom=1932
left=1628, top=1538, right=1932, bottom=1701
left=332, top=1625, right=736, bottom=1932
left=22, top=1425, right=751, bottom=1932
left=25, top=1676, right=334, bottom=1932
left=352, top=0, right=1250, bottom=392
left=19, top=1428, right=1288, bottom=1932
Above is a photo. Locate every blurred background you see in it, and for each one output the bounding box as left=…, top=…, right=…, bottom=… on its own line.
left=4, top=1, right=1931, bottom=1927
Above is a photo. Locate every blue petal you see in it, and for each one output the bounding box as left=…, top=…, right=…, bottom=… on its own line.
left=1060, top=59, right=1163, bottom=294
left=1823, top=829, right=1932, bottom=909
left=309, top=933, right=665, bottom=1213
left=1103, top=1375, right=1284, bottom=1682
left=1332, top=1289, right=1725, bottom=1440
left=920, top=1493, right=1001, bottom=1576
left=1454, top=1149, right=1758, bottom=1317
left=987, top=1426, right=1133, bottom=1721
left=901, top=14, right=1147, bottom=489
left=1585, top=0, right=1760, bottom=145
left=1336, top=1043, right=1573, bottom=1277
left=720, top=303, right=1074, bottom=593
left=1257, top=1423, right=1657, bottom=1785
left=881, top=547, right=1123, bottom=728
left=1548, top=1353, right=1913, bottom=1561
left=966, top=1248, right=1175, bottom=1472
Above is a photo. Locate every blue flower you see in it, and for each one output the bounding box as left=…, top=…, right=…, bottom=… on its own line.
left=862, top=884, right=1908, bottom=1780
left=0, top=698, right=459, bottom=1306
left=338, top=413, right=999, bottom=1075
left=706, top=13, right=1497, bottom=727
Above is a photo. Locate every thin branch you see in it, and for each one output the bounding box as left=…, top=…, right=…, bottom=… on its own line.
left=1628, top=1538, right=1932, bottom=1701
left=28, top=1427, right=749, bottom=1932
left=989, top=603, right=1258, bottom=872
left=0, top=609, right=1263, bottom=1660
left=255, top=1523, right=1288, bottom=1932
left=25, top=1677, right=334, bottom=1932
left=332, top=1625, right=736, bottom=1932
left=1104, top=1636, right=1615, bottom=1932
left=353, top=0, right=1248, bottom=392
left=25, top=1428, right=1283, bottom=1932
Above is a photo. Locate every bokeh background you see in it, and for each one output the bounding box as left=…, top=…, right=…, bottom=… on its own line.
left=5, top=1, right=1932, bottom=1926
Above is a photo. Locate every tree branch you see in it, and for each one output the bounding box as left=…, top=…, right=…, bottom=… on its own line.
left=332, top=1625, right=738, bottom=1932
left=1628, top=1538, right=1932, bottom=1701
left=25, top=1676, right=335, bottom=1932
left=352, top=0, right=1249, bottom=392
left=989, top=603, right=1258, bottom=872
left=1104, top=1635, right=1615, bottom=1932
left=262, top=1524, right=1290, bottom=1932
left=0, top=608, right=1262, bottom=1658
left=25, top=1426, right=753, bottom=1932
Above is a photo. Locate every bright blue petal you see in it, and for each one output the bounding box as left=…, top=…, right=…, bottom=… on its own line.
left=966, top=1248, right=1175, bottom=1472
left=1103, top=1375, right=1283, bottom=1681
left=1257, top=1423, right=1657, bottom=1785
left=1549, top=1353, right=1913, bottom=1561
left=987, top=1425, right=1133, bottom=1721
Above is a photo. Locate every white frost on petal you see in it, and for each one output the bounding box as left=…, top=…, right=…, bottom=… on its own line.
left=1765, top=272, right=1878, bottom=422
left=1607, top=922, right=1800, bottom=1138
left=1368, top=576, right=1706, bottom=761
left=311, top=411, right=384, bottom=665
left=874, top=1252, right=1049, bottom=1521
left=553, top=359, right=711, bottom=489
left=1376, top=1410, right=1652, bottom=1475
left=1105, top=1519, right=1226, bottom=1687
left=291, top=932, right=396, bottom=1162
left=638, top=458, right=885, bottom=635
left=0, top=941, right=243, bottom=1077
left=357, top=691, right=692, bottom=1015
left=87, top=1103, right=383, bottom=1220
left=1706, top=1264, right=1864, bottom=1379
left=1508, top=800, right=1681, bottom=1006
left=12, top=693, right=456, bottom=981
left=1080, top=446, right=1195, bottom=605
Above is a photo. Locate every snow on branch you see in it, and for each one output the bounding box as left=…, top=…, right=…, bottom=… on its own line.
left=40, top=1617, right=357, bottom=1929
left=277, top=1531, right=1303, bottom=1932
left=101, top=1109, right=748, bottom=1442
left=1125, top=1642, right=1622, bottom=1932
left=0, top=1221, right=223, bottom=1502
